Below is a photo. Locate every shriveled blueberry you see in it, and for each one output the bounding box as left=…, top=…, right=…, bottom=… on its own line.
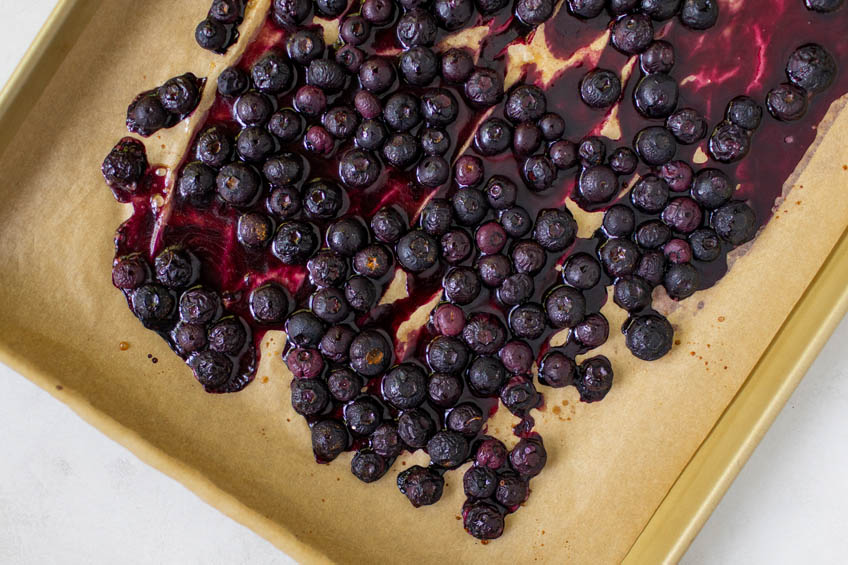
left=611, top=13, right=654, bottom=54
left=666, top=108, right=707, bottom=145
left=641, top=0, right=681, bottom=20
left=126, top=92, right=170, bottom=136
left=349, top=330, right=392, bottom=376
left=428, top=372, right=464, bottom=407
left=464, top=501, right=505, bottom=540
left=634, top=74, right=678, bottom=119
left=434, top=0, right=473, bottom=30
left=510, top=437, right=547, bottom=477
left=578, top=137, right=606, bottom=167
left=339, top=149, right=380, bottom=188
left=252, top=52, right=292, bottom=94
left=397, top=408, right=436, bottom=448
left=384, top=92, right=423, bottom=132
left=306, top=59, right=347, bottom=91
left=249, top=284, right=287, bottom=324
left=539, top=351, right=577, bottom=388
left=418, top=89, right=458, bottom=128
left=539, top=113, right=566, bottom=140
left=420, top=198, right=453, bottom=236
left=362, top=0, right=394, bottom=23
left=452, top=188, right=489, bottom=226
left=287, top=29, right=324, bottom=65
left=319, top=324, right=356, bottom=362
left=787, top=43, right=836, bottom=93
left=291, top=377, right=330, bottom=415
left=475, top=117, right=513, bottom=155
left=709, top=121, right=751, bottom=163
left=344, top=396, right=384, bottom=436
left=635, top=220, right=671, bottom=249
left=496, top=472, right=529, bottom=509
left=549, top=140, right=579, bottom=170
left=420, top=128, right=451, bottom=156
left=326, top=217, right=368, bottom=257
left=359, top=57, right=396, bottom=94
left=236, top=212, right=273, bottom=248
left=691, top=168, right=732, bottom=209
left=600, top=238, right=640, bottom=277
left=112, top=254, right=149, bottom=291
left=513, top=122, right=543, bottom=156
left=468, top=355, right=508, bottom=396
left=397, top=465, right=444, bottom=506
left=371, top=207, right=406, bottom=244
left=180, top=288, right=221, bottom=325
left=397, top=230, right=439, bottom=272
left=131, top=284, right=175, bottom=325
left=268, top=109, right=303, bottom=141
left=444, top=267, right=482, bottom=305
left=545, top=285, right=586, bottom=328
left=236, top=127, right=275, bottom=162
left=689, top=228, right=722, bottom=262
left=217, top=67, right=249, bottom=97
left=382, top=363, right=428, bottom=409
left=573, top=313, right=610, bottom=349
left=208, top=0, right=241, bottom=24
left=662, top=197, right=703, bottom=233
left=563, top=252, right=602, bottom=289
left=679, top=0, right=718, bottom=29
left=505, top=85, right=547, bottom=123
left=272, top=0, right=311, bottom=25
left=577, top=356, right=614, bottom=402
left=522, top=155, right=557, bottom=192
left=311, top=419, right=349, bottom=462
left=194, top=18, right=229, bottom=53
left=474, top=436, right=508, bottom=469
left=602, top=205, right=635, bottom=238
left=328, top=368, right=363, bottom=403
left=499, top=206, right=533, bottom=238
left=515, top=0, right=554, bottom=25
left=580, top=69, right=622, bottom=109
left=441, top=47, right=474, bottom=82
left=177, top=161, right=216, bottom=205
left=658, top=159, right=694, bottom=192
left=171, top=323, right=207, bottom=355
left=624, top=314, right=674, bottom=360
left=640, top=40, right=675, bottom=74
left=154, top=247, right=197, bottom=289
left=631, top=174, right=670, bottom=213
left=208, top=317, right=248, bottom=355
left=533, top=208, right=577, bottom=251
left=340, top=15, right=371, bottom=45
left=726, top=95, right=763, bottom=131
left=396, top=8, right=437, bottom=48
left=464, top=466, right=497, bottom=499
left=511, top=240, right=546, bottom=274
left=382, top=132, right=420, bottom=168
left=566, top=0, right=605, bottom=18
left=262, top=154, right=302, bottom=188
left=508, top=302, right=546, bottom=339
left=463, top=313, right=507, bottom=356
left=465, top=67, right=504, bottom=108
left=370, top=422, right=403, bottom=458
left=323, top=106, right=360, bottom=140
left=273, top=220, right=319, bottom=264
left=613, top=276, right=652, bottom=311
left=497, top=273, right=534, bottom=306
left=158, top=73, right=200, bottom=116
left=426, top=335, right=469, bottom=373
left=766, top=83, right=808, bottom=122
left=634, top=126, right=677, bottom=166
left=102, top=137, right=147, bottom=192
left=484, top=176, right=518, bottom=209
left=500, top=375, right=540, bottom=415
left=636, top=250, right=666, bottom=287
left=307, top=251, right=348, bottom=288
left=189, top=350, right=232, bottom=389
left=351, top=450, right=388, bottom=483
left=266, top=186, right=302, bottom=219
left=578, top=165, right=618, bottom=204
left=428, top=430, right=470, bottom=468
left=711, top=201, right=757, bottom=245
left=303, top=179, right=344, bottom=219
left=315, top=0, right=346, bottom=16
left=477, top=254, right=512, bottom=287
left=609, top=0, right=640, bottom=13
left=432, top=303, right=466, bottom=336
left=353, top=90, right=381, bottom=121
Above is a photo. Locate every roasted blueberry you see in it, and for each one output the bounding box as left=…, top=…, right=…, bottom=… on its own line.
left=217, top=162, right=261, bottom=207
left=340, top=15, right=371, bottom=46
left=602, top=205, right=635, bottom=237
left=691, top=168, right=732, bottom=209
left=787, top=43, right=836, bottom=93
left=268, top=109, right=303, bottom=141
left=579, top=69, right=622, bottom=109
left=766, top=83, right=809, bottom=121
left=444, top=267, right=482, bottom=305
left=464, top=501, right=505, bottom=540
left=455, top=155, right=485, bottom=188
left=633, top=74, right=678, bottom=119
left=689, top=228, right=722, bottom=262
left=314, top=0, right=347, bottom=16
left=549, top=140, right=579, bottom=170
left=344, top=396, right=384, bottom=436
left=708, top=121, right=751, bottom=163
left=176, top=161, right=216, bottom=206
left=511, top=240, right=546, bottom=275
left=322, top=106, right=360, bottom=141
left=349, top=329, right=392, bottom=376
left=640, top=40, right=675, bottom=74
left=539, top=351, right=577, bottom=388
left=726, top=96, right=763, bottom=131
left=428, top=430, right=470, bottom=468
left=248, top=284, right=288, bottom=324
left=611, top=13, right=654, bottom=54
left=635, top=220, right=672, bottom=249
left=252, top=52, right=292, bottom=94
left=452, top=188, right=489, bottom=226
left=236, top=126, right=276, bottom=162
left=510, top=438, right=547, bottom=477
left=420, top=128, right=451, bottom=156
left=441, top=47, right=474, bottom=82
left=326, top=217, right=368, bottom=257
left=533, top=208, right=577, bottom=251
left=576, top=356, right=614, bottom=402
left=354, top=119, right=388, bottom=151
left=359, top=56, right=396, bottom=94
left=624, top=314, right=673, bottom=360
left=500, top=375, right=540, bottom=415
left=209, top=0, right=243, bottom=24
left=158, top=73, right=200, bottom=116
left=641, top=0, right=681, bottom=20
left=154, top=247, right=197, bottom=289
left=600, top=238, right=640, bottom=277
left=339, top=149, right=380, bottom=188
left=573, top=313, right=610, bottom=349
left=567, top=0, right=605, bottom=18
left=465, top=67, right=504, bottom=108
left=368, top=207, right=405, bottom=244
left=131, top=284, right=175, bottom=325
left=474, top=436, right=509, bottom=469
left=419, top=198, right=452, bottom=236
left=428, top=372, right=464, bottom=407
left=522, top=155, right=557, bottom=192
left=381, top=364, right=428, bottom=409
left=208, top=316, right=248, bottom=355
left=631, top=174, right=670, bottom=213
left=236, top=212, right=273, bottom=248
left=194, top=18, right=229, bottom=53
left=353, top=244, right=392, bottom=279
left=658, top=159, right=694, bottom=192
left=397, top=409, right=436, bottom=448
left=476, top=0, right=509, bottom=12
left=189, top=350, right=232, bottom=390
left=634, top=126, right=677, bottom=166
left=464, top=466, right=497, bottom=499
left=351, top=450, right=388, bottom=483
left=417, top=90, right=458, bottom=129
left=613, top=276, right=652, bottom=312
left=545, top=285, right=586, bottom=328
left=475, top=117, right=513, bottom=156
left=234, top=92, right=275, bottom=127
left=291, top=378, right=330, bottom=416
left=484, top=176, right=518, bottom=210
left=432, top=303, right=466, bottom=337
left=476, top=254, right=511, bottom=287
left=345, top=275, right=378, bottom=312
left=508, top=302, right=546, bottom=339
left=426, top=335, right=469, bottom=374
left=320, top=324, right=356, bottom=362
left=504, top=85, right=547, bottom=123
left=563, top=252, right=602, bottom=289
left=267, top=186, right=302, bottom=219
left=495, top=472, right=529, bottom=509
left=467, top=355, right=508, bottom=396
left=664, top=238, right=693, bottom=264
left=262, top=154, right=301, bottom=188
left=180, top=287, right=221, bottom=325
left=432, top=0, right=473, bottom=28
left=805, top=0, right=844, bottom=11
left=679, top=0, right=718, bottom=29
left=353, top=90, right=381, bottom=121
left=296, top=87, right=329, bottom=119
left=499, top=206, right=533, bottom=238
left=397, top=465, right=444, bottom=506
left=102, top=137, right=148, bottom=192
left=711, top=201, right=757, bottom=245
left=382, top=132, right=420, bottom=168
left=112, top=254, right=149, bottom=291
left=306, top=59, right=347, bottom=92
left=171, top=323, right=207, bottom=355
left=272, top=0, right=311, bottom=25
left=512, top=0, right=552, bottom=24
left=370, top=422, right=403, bottom=458
left=665, top=108, right=707, bottom=145
left=661, top=197, right=703, bottom=233
left=310, top=419, right=350, bottom=464
left=476, top=222, right=507, bottom=255
left=397, top=230, right=439, bottom=272
left=578, top=165, right=618, bottom=204
left=463, top=313, right=507, bottom=356
left=306, top=251, right=348, bottom=288
left=539, top=113, right=566, bottom=140
left=384, top=92, right=422, bottom=132
left=362, top=0, right=394, bottom=23
left=513, top=122, right=543, bottom=156
left=396, top=8, right=437, bottom=48
left=303, top=180, right=345, bottom=219
left=609, top=0, right=640, bottom=13
left=636, top=250, right=666, bottom=287
left=497, top=273, right=534, bottom=306
left=126, top=92, right=170, bottom=136
left=286, top=29, right=324, bottom=65
left=273, top=220, right=319, bottom=265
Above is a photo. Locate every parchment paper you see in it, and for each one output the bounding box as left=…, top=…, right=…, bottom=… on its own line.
left=0, top=1, right=846, bottom=563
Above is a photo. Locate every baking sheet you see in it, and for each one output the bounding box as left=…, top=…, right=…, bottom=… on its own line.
left=0, top=0, right=847, bottom=563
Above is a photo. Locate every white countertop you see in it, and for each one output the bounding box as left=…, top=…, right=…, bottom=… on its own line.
left=1, top=2, right=846, bottom=563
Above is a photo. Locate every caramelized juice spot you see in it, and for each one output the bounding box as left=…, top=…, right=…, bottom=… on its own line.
left=718, top=316, right=726, bottom=322
left=261, top=376, right=269, bottom=383
left=118, top=341, right=130, bottom=351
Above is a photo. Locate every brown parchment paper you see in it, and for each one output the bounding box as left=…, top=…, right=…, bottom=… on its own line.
left=1, top=1, right=847, bottom=563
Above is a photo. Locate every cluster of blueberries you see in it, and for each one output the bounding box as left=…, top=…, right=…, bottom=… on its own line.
left=103, top=0, right=841, bottom=542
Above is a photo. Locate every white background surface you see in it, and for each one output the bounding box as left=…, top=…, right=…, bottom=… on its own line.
left=1, top=2, right=846, bottom=563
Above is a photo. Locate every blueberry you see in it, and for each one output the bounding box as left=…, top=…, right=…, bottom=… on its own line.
left=613, top=276, right=652, bottom=311
left=577, top=137, right=606, bottom=168
left=428, top=430, right=470, bottom=468
left=266, top=186, right=302, bottom=219
left=495, top=472, right=529, bottom=509
left=291, top=378, right=330, bottom=415
left=131, top=284, right=175, bottom=325
left=474, top=117, right=512, bottom=156
left=634, top=220, right=671, bottom=249
left=426, top=335, right=469, bottom=373
left=218, top=67, right=249, bottom=97
left=499, top=206, right=533, bottom=238
left=339, top=149, right=380, bottom=188
left=789, top=44, right=836, bottom=93
left=177, top=161, right=216, bottom=205
left=353, top=244, right=393, bottom=278
left=664, top=238, right=693, bottom=264
left=310, top=419, right=349, bottom=462
left=417, top=90, right=458, bottom=129
left=432, top=303, right=466, bottom=337
left=353, top=91, right=382, bottom=121
left=726, top=96, right=763, bottom=131
left=600, top=238, right=640, bottom=277
left=545, top=285, right=586, bottom=328
left=640, top=40, right=675, bottom=74
left=179, top=288, right=221, bottom=325
left=625, top=313, right=674, bottom=360
left=268, top=109, right=303, bottom=141
left=691, top=168, right=732, bottom=209
left=463, top=313, right=507, bottom=356
left=381, top=363, right=428, bottom=409
left=272, top=0, right=311, bottom=25
left=679, top=0, right=718, bottom=29
left=306, top=59, right=348, bottom=92
left=633, top=74, right=678, bottom=119
left=397, top=465, right=444, bottom=506
left=158, top=73, right=200, bottom=116
left=306, top=251, right=348, bottom=288
left=154, top=247, right=197, bottom=289
left=475, top=0, right=509, bottom=13
left=195, top=18, right=229, bottom=52
left=474, top=436, right=509, bottom=469
left=420, top=198, right=453, bottom=236
left=209, top=1, right=241, bottom=23
left=351, top=450, right=388, bottom=483
left=602, top=204, right=635, bottom=238
left=208, top=317, right=249, bottom=356
left=658, top=160, right=694, bottom=193
left=349, top=330, right=392, bottom=376
left=236, top=127, right=276, bottom=162
left=399, top=46, right=439, bottom=86
left=484, top=176, right=518, bottom=209
left=370, top=422, right=403, bottom=458
left=420, top=128, right=451, bottom=156
left=340, top=15, right=371, bottom=45
left=578, top=165, right=619, bottom=204
left=371, top=207, right=407, bottom=244
left=549, top=140, right=579, bottom=170
left=428, top=372, right=464, bottom=407
left=501, top=375, right=540, bottom=416
left=362, top=0, right=395, bottom=23
left=464, top=466, right=497, bottom=498
left=539, top=113, right=566, bottom=140
left=580, top=69, right=622, bottom=109
left=126, top=92, right=170, bottom=136
left=463, top=502, right=505, bottom=540
left=452, top=188, right=489, bottom=226
left=326, top=218, right=368, bottom=257
left=497, top=273, right=533, bottom=306
left=533, top=208, right=577, bottom=251
left=510, top=438, right=547, bottom=478
left=665, top=108, right=708, bottom=145
left=766, top=83, right=808, bottom=122
left=708, top=121, right=751, bottom=163
left=397, top=230, right=439, bottom=272
left=314, top=0, right=347, bottom=17
left=344, top=275, right=378, bottom=312
left=396, top=8, right=437, bottom=48
left=577, top=356, right=614, bottom=402
left=354, top=119, right=388, bottom=151
left=217, top=162, right=261, bottom=207
left=465, top=68, right=504, bottom=107
left=382, top=132, right=420, bottom=168
left=263, top=153, right=303, bottom=187
left=344, top=396, right=384, bottom=436
left=236, top=212, right=273, bottom=248
left=112, top=254, right=149, bottom=291
left=711, top=201, right=757, bottom=245
left=359, top=57, right=396, bottom=94
left=539, top=351, right=577, bottom=387
left=189, top=350, right=233, bottom=390
left=397, top=409, right=435, bottom=448
left=476, top=222, right=507, bottom=255
left=611, top=13, right=654, bottom=54
left=323, top=106, right=360, bottom=141
left=609, top=0, right=640, bottom=13
left=689, top=228, right=722, bottom=262
left=513, top=123, right=543, bottom=156
left=171, top=323, right=207, bottom=355
left=319, top=324, right=356, bottom=362
left=444, top=267, right=482, bottom=305
left=455, top=155, right=485, bottom=187
left=436, top=0, right=474, bottom=29
left=631, top=174, right=669, bottom=213
left=304, top=179, right=345, bottom=219
left=252, top=52, right=292, bottom=94
left=805, top=0, right=844, bottom=11
left=102, top=137, right=148, bottom=192
left=566, top=0, right=605, bottom=18
left=467, top=355, right=508, bottom=396
left=661, top=197, right=703, bottom=233
left=508, top=302, right=546, bottom=339
left=522, top=155, right=557, bottom=191
left=247, top=284, right=288, bottom=325
left=505, top=85, right=547, bottom=123
left=640, top=0, right=681, bottom=20
left=511, top=240, right=546, bottom=274
left=563, top=252, right=602, bottom=289
left=636, top=250, right=666, bottom=286
left=634, top=126, right=677, bottom=166
left=573, top=313, right=609, bottom=349
left=515, top=0, right=555, bottom=25
left=272, top=220, right=319, bottom=264
left=441, top=48, right=475, bottom=82
left=287, top=29, right=325, bottom=64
